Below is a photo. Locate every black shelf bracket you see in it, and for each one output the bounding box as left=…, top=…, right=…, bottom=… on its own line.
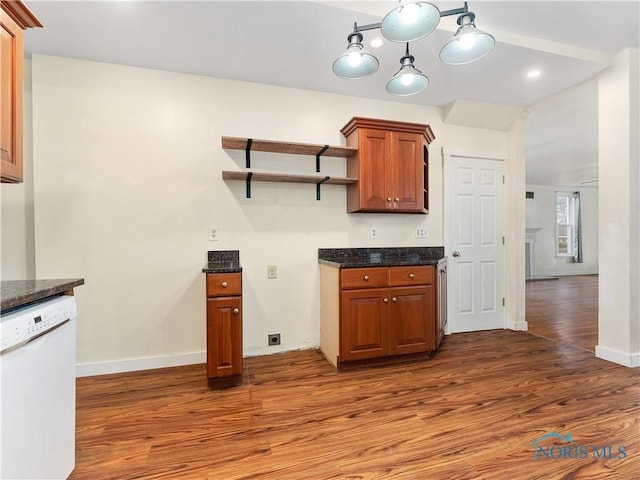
left=316, top=176, right=330, bottom=201
left=245, top=138, right=253, bottom=168
left=315, top=145, right=329, bottom=172
left=245, top=171, right=253, bottom=198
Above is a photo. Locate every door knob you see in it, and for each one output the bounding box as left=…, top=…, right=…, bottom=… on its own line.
left=233, top=308, right=240, bottom=314
left=452, top=251, right=461, bottom=257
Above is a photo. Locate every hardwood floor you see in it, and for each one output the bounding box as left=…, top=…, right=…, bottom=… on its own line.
left=526, top=275, right=598, bottom=352
left=69, top=329, right=638, bottom=479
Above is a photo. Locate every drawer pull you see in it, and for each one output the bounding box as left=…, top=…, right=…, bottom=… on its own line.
left=221, top=281, right=228, bottom=288
left=364, top=275, right=369, bottom=281
left=409, top=273, right=415, bottom=279
left=233, top=308, right=240, bottom=315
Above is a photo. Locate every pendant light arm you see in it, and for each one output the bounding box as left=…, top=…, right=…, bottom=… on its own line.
left=352, top=21, right=382, bottom=34
left=439, top=1, right=469, bottom=18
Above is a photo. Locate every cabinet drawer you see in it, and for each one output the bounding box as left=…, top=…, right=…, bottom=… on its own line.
left=207, top=273, right=242, bottom=297
left=341, top=267, right=388, bottom=289
left=389, top=266, right=433, bottom=286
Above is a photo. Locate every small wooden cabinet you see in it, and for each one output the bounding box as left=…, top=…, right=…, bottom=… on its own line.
left=0, top=1, right=41, bottom=183
left=320, top=264, right=436, bottom=366
left=206, top=272, right=243, bottom=384
left=341, top=117, right=435, bottom=214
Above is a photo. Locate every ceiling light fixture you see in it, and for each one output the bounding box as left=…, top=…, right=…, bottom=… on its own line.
left=332, top=1, right=495, bottom=96
left=386, top=43, right=429, bottom=96
left=369, top=37, right=385, bottom=48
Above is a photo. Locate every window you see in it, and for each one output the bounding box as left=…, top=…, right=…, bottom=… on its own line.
left=556, top=191, right=575, bottom=256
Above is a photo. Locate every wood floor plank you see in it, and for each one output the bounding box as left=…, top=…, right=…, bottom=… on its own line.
left=526, top=275, right=598, bottom=351
left=69, top=318, right=638, bottom=479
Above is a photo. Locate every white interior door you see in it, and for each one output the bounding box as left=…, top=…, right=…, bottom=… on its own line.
left=444, top=153, right=505, bottom=333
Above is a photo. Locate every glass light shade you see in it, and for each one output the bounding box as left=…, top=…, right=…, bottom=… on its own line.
left=380, top=1, right=441, bottom=43
left=440, top=16, right=495, bottom=65
left=386, top=57, right=429, bottom=96
left=332, top=33, right=379, bottom=79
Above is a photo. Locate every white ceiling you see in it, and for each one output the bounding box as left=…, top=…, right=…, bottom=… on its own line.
left=21, top=0, right=640, bottom=186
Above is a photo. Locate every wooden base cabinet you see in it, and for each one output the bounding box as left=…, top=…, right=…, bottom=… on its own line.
left=206, top=273, right=242, bottom=385
left=321, top=264, right=436, bottom=367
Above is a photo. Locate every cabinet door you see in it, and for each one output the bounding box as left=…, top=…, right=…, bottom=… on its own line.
left=340, top=288, right=388, bottom=361
left=388, top=285, right=435, bottom=355
left=358, top=128, right=390, bottom=211
left=207, top=297, right=243, bottom=378
left=0, top=10, right=23, bottom=183
left=389, top=131, right=424, bottom=212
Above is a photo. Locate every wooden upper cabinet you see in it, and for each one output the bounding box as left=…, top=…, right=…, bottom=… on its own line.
left=341, top=117, right=435, bottom=214
left=0, top=1, right=42, bottom=183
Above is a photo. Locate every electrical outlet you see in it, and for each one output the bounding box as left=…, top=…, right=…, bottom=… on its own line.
left=268, top=333, right=281, bottom=346
left=416, top=227, right=429, bottom=238
left=267, top=265, right=277, bottom=279
left=208, top=226, right=219, bottom=242
left=371, top=227, right=378, bottom=239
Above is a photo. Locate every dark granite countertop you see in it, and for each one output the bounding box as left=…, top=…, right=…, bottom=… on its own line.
left=318, top=247, right=445, bottom=268
left=202, top=250, right=242, bottom=274
left=1, top=278, right=85, bottom=312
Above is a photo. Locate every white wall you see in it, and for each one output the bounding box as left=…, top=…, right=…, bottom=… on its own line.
left=27, top=55, right=515, bottom=374
left=525, top=184, right=598, bottom=276
left=597, top=48, right=640, bottom=367
left=0, top=61, right=35, bottom=280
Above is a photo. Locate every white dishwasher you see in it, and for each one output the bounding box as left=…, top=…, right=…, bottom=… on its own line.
left=0, top=295, right=77, bottom=480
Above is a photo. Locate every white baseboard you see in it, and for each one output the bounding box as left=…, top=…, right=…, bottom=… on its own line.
left=595, top=345, right=640, bottom=368
left=507, top=320, right=528, bottom=331
left=76, top=351, right=206, bottom=377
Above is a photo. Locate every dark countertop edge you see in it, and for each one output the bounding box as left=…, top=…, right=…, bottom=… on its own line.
left=318, top=247, right=445, bottom=268
left=318, top=258, right=444, bottom=268
left=202, top=265, right=243, bottom=274
left=1, top=278, right=85, bottom=312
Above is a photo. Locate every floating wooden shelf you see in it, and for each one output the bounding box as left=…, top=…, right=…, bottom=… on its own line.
left=221, top=136, right=356, bottom=158
left=220, top=136, right=357, bottom=200
left=222, top=171, right=357, bottom=200
left=222, top=171, right=356, bottom=185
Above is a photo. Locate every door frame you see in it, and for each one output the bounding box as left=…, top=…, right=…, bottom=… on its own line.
left=443, top=149, right=507, bottom=334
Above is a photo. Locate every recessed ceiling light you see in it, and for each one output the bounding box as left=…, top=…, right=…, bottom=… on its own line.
left=527, top=69, right=541, bottom=78
left=369, top=37, right=385, bottom=48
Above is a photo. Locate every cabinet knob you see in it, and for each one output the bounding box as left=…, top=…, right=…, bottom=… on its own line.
left=392, top=297, right=398, bottom=302
left=395, top=198, right=400, bottom=202
left=364, top=275, right=369, bottom=281
left=221, top=281, right=228, bottom=288
left=387, top=197, right=392, bottom=202
left=233, top=308, right=239, bottom=314
left=409, top=273, right=415, bottom=279
left=383, top=297, right=389, bottom=303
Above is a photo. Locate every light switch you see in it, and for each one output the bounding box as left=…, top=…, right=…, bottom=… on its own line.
left=267, top=265, right=277, bottom=279
left=208, top=227, right=219, bottom=241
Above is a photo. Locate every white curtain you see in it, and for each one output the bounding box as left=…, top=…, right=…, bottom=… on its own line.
left=572, top=191, right=583, bottom=263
